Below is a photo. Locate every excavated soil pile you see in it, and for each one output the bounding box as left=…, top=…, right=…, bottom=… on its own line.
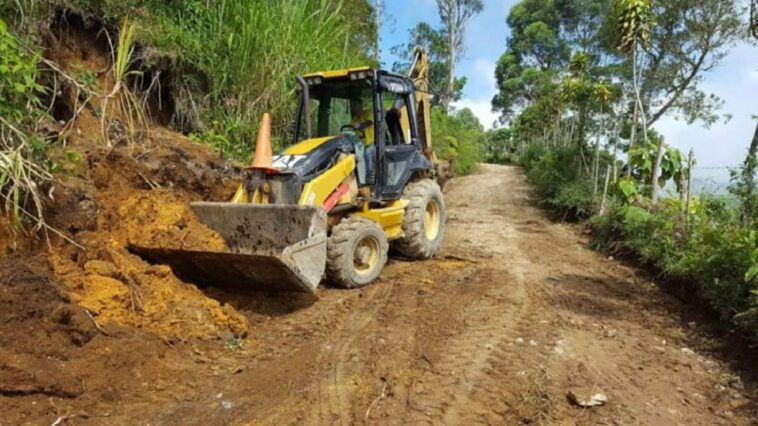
left=5, top=23, right=250, bottom=341
left=45, top=134, right=248, bottom=340
left=116, top=191, right=228, bottom=251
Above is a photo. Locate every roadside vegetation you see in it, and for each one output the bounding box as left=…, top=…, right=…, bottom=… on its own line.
left=489, top=0, right=757, bottom=338
left=0, top=0, right=487, bottom=239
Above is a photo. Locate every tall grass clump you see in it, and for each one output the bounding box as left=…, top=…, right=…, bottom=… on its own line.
left=145, top=0, right=373, bottom=159
left=103, top=17, right=148, bottom=145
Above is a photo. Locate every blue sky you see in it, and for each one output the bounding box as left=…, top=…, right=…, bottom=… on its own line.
left=379, top=0, right=758, bottom=178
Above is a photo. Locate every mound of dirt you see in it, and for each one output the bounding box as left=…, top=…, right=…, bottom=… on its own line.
left=2, top=19, right=254, bottom=341
left=115, top=191, right=227, bottom=251
left=44, top=135, right=248, bottom=340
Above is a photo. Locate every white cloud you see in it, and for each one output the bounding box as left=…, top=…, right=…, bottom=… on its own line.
left=452, top=58, right=499, bottom=129
left=453, top=97, right=499, bottom=130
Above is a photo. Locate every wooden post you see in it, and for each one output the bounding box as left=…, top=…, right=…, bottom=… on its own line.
left=651, top=136, right=666, bottom=205
left=599, top=165, right=611, bottom=216
left=685, top=149, right=694, bottom=227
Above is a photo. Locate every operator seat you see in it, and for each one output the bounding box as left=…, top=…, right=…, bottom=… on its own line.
left=385, top=108, right=404, bottom=145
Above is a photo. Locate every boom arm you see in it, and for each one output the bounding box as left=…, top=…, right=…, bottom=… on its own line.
left=409, top=48, right=435, bottom=161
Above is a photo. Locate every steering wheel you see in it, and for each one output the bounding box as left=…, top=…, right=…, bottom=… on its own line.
left=340, top=124, right=365, bottom=139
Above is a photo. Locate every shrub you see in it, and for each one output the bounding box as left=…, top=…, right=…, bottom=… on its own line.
left=590, top=199, right=758, bottom=338
left=0, top=18, right=52, bottom=230
left=431, top=107, right=484, bottom=175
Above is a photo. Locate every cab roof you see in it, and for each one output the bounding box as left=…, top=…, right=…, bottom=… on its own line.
left=302, top=66, right=372, bottom=79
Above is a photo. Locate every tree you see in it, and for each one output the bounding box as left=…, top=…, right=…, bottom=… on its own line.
left=607, top=0, right=745, bottom=127
left=731, top=120, right=758, bottom=225
left=482, top=127, right=512, bottom=163
left=392, top=23, right=467, bottom=108
left=435, top=0, right=483, bottom=111
left=492, top=0, right=607, bottom=124
left=614, top=0, right=653, bottom=176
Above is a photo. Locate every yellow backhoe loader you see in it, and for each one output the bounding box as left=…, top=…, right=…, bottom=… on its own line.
left=133, top=48, right=445, bottom=292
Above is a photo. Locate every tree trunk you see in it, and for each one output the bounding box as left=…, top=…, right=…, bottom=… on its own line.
left=443, top=27, right=456, bottom=113
left=593, top=109, right=604, bottom=195
left=600, top=166, right=611, bottom=216
left=593, top=132, right=601, bottom=195
left=651, top=136, right=666, bottom=205
left=739, top=121, right=758, bottom=222
left=374, top=0, right=381, bottom=62
left=612, top=119, right=620, bottom=182
left=745, top=121, right=758, bottom=169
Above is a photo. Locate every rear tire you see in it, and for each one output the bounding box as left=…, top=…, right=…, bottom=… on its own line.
left=326, top=217, right=388, bottom=289
left=392, top=179, right=445, bottom=259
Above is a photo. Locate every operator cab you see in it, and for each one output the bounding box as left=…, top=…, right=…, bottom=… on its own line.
left=290, top=67, right=431, bottom=201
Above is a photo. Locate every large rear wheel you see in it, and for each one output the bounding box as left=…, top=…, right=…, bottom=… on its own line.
left=393, top=179, right=445, bottom=259
left=326, top=217, right=388, bottom=288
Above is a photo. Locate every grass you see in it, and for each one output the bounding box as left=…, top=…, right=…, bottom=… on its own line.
left=144, top=0, right=374, bottom=158
left=0, top=126, right=52, bottom=230
left=102, top=16, right=148, bottom=145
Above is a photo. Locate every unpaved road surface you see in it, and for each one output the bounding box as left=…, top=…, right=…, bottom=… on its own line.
left=156, top=164, right=756, bottom=425
left=4, top=164, right=755, bottom=425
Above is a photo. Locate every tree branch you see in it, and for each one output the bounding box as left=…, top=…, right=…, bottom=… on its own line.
left=648, top=45, right=709, bottom=126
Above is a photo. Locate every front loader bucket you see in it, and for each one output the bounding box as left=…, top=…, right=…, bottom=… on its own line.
left=131, top=202, right=328, bottom=293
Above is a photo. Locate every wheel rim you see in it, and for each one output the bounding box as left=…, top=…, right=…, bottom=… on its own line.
left=424, top=199, right=441, bottom=241
left=353, top=236, right=379, bottom=276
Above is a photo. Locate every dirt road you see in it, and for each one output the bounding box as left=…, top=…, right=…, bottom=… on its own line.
left=139, top=164, right=753, bottom=425
left=3, top=164, right=755, bottom=425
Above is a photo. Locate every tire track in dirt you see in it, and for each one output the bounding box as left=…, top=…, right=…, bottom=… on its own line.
left=305, top=283, right=395, bottom=425
left=405, top=165, right=554, bottom=425
left=87, top=164, right=755, bottom=425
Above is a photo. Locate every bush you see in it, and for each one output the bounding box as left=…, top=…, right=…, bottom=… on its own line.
left=521, top=144, right=595, bottom=217
left=0, top=18, right=52, bottom=229
left=431, top=107, right=484, bottom=175
left=522, top=140, right=758, bottom=338
left=591, top=199, right=758, bottom=339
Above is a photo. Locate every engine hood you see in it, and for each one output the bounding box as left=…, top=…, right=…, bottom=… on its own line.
left=272, top=135, right=356, bottom=183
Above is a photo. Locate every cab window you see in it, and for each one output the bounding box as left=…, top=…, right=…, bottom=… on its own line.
left=296, top=79, right=374, bottom=141
left=381, top=91, right=412, bottom=146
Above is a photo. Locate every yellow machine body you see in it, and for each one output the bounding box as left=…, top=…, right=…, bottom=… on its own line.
left=134, top=51, right=439, bottom=293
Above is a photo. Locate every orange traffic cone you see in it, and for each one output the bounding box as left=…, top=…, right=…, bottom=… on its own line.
left=251, top=113, right=278, bottom=172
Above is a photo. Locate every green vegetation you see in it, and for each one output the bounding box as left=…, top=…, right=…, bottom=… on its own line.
left=431, top=107, right=484, bottom=175
left=3, top=0, right=377, bottom=160
left=0, top=0, right=488, bottom=235
left=495, top=0, right=756, bottom=338
left=0, top=17, right=51, bottom=230
left=143, top=0, right=376, bottom=157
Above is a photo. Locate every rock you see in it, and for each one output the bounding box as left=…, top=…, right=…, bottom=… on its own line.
left=566, top=389, right=607, bottom=408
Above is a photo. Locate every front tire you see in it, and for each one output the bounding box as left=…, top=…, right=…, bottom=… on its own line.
left=393, top=179, right=445, bottom=259
left=326, top=217, right=389, bottom=288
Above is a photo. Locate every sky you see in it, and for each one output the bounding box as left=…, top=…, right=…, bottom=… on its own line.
left=379, top=0, right=758, bottom=180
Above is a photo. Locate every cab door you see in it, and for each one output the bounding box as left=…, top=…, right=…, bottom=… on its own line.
left=376, top=83, right=419, bottom=201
